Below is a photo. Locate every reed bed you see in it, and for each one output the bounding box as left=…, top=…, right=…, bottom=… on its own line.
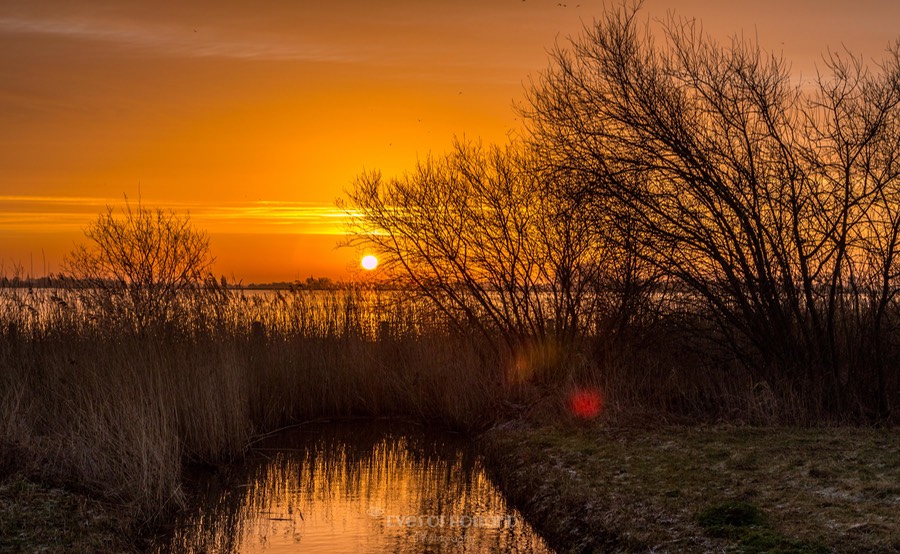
left=1, top=279, right=897, bottom=532
left=0, top=283, right=504, bottom=525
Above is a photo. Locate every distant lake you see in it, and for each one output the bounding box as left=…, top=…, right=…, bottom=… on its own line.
left=152, top=421, right=553, bottom=553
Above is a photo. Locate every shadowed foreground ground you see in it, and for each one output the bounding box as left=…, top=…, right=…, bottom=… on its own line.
left=0, top=477, right=131, bottom=553
left=3, top=424, right=899, bottom=553
left=478, top=424, right=900, bottom=553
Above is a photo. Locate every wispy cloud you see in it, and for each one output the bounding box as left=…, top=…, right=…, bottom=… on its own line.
left=0, top=196, right=353, bottom=235
left=0, top=195, right=111, bottom=232
left=192, top=201, right=357, bottom=235
left=0, top=15, right=361, bottom=62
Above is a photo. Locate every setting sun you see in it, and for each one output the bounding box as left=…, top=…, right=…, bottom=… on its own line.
left=361, top=255, right=378, bottom=271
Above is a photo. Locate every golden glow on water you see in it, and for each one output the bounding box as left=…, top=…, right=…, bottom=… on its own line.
left=158, top=423, right=552, bottom=553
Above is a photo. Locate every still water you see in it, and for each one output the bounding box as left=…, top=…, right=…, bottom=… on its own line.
left=155, top=421, right=553, bottom=553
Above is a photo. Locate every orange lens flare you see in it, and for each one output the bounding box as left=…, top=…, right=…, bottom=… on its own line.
left=568, top=388, right=603, bottom=419
left=507, top=339, right=561, bottom=384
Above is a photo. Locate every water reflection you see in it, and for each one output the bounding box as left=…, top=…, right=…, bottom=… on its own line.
left=156, top=421, right=552, bottom=553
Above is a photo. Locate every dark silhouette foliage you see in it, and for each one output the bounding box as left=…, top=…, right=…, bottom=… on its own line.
left=63, top=199, right=213, bottom=330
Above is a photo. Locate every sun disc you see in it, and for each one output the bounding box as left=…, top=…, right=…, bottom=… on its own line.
left=361, top=255, right=378, bottom=271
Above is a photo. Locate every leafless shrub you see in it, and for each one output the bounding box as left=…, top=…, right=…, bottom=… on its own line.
left=342, top=139, right=644, bottom=381
left=62, top=198, right=213, bottom=331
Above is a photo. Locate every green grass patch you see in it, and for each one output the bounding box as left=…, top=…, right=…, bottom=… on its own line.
left=696, top=500, right=766, bottom=537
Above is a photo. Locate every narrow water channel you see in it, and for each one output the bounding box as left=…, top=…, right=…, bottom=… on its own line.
left=154, top=421, right=553, bottom=553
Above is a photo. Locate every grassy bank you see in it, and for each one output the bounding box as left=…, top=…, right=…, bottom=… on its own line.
left=479, top=423, right=900, bottom=553
left=0, top=475, right=131, bottom=553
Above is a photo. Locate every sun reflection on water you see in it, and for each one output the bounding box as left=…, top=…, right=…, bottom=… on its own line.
left=156, top=422, right=552, bottom=553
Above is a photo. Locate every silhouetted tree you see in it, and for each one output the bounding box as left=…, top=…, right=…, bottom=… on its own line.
left=523, top=3, right=900, bottom=417
left=64, top=199, right=213, bottom=330
left=344, top=139, right=611, bottom=378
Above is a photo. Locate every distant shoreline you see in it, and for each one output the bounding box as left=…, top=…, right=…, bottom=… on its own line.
left=0, top=276, right=354, bottom=291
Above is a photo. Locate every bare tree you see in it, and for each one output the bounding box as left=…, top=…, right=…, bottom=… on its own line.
left=343, top=139, right=610, bottom=379
left=64, top=199, right=214, bottom=330
left=523, top=3, right=900, bottom=417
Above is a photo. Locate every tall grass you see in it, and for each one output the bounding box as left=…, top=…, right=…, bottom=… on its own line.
left=0, top=283, right=504, bottom=524
left=1, top=278, right=897, bottom=529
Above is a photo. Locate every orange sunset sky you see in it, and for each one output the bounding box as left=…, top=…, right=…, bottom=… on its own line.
left=2, top=0, right=899, bottom=283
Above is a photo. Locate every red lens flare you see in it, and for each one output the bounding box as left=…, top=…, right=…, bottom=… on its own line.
left=569, top=388, right=603, bottom=419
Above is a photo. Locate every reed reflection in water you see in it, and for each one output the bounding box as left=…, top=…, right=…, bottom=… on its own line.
left=157, top=422, right=552, bottom=553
